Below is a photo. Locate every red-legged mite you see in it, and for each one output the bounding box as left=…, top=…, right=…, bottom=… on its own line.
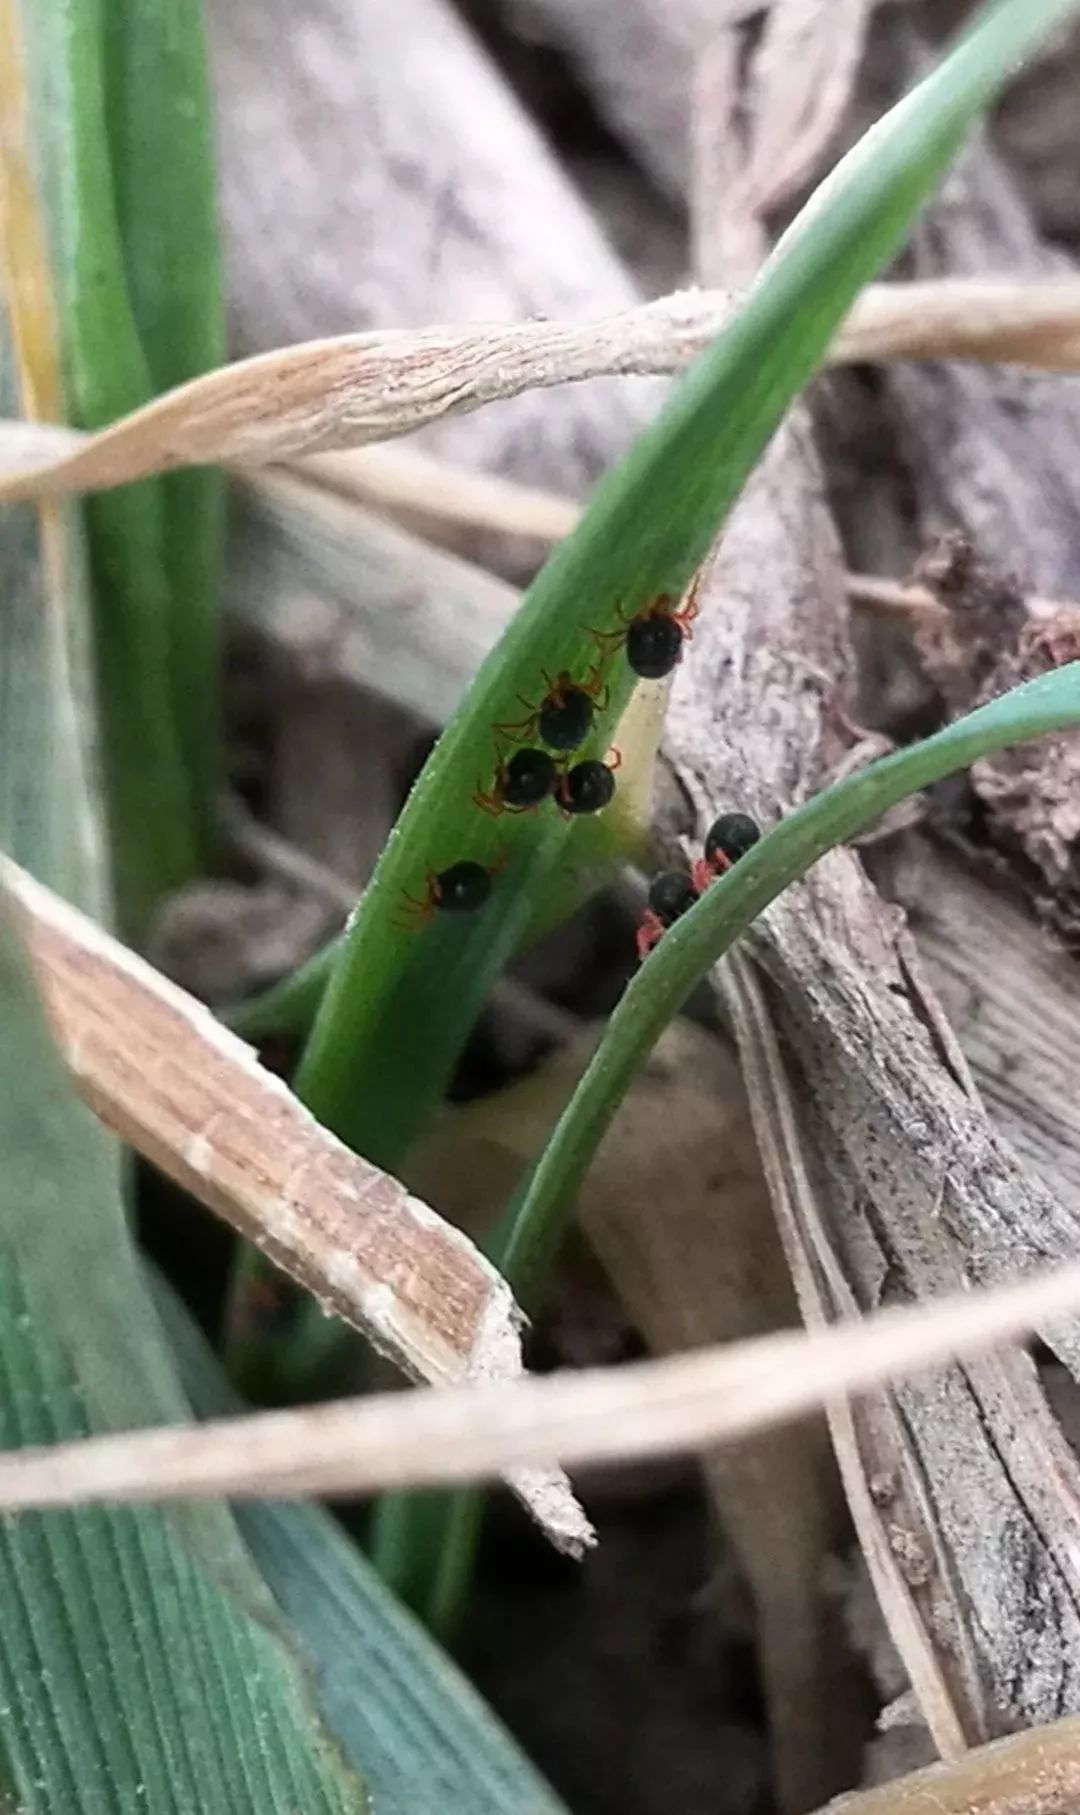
left=690, top=811, right=762, bottom=895
left=554, top=748, right=622, bottom=817
left=473, top=746, right=557, bottom=818
left=589, top=575, right=701, bottom=680
left=395, top=857, right=502, bottom=931
left=495, top=667, right=609, bottom=754
left=635, top=869, right=697, bottom=960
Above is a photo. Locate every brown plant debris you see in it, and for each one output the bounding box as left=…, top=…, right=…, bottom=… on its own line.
left=3, top=279, right=1080, bottom=503
left=914, top=532, right=1080, bottom=933
left=3, top=1248, right=1080, bottom=1511
left=0, top=855, right=591, bottom=1555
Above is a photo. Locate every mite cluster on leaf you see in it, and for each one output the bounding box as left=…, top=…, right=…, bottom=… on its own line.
left=636, top=810, right=762, bottom=960
left=473, top=743, right=623, bottom=822
left=406, top=571, right=704, bottom=929
left=406, top=663, right=627, bottom=926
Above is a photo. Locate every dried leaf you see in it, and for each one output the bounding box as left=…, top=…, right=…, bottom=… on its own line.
left=0, top=852, right=591, bottom=1556
left=3, top=279, right=1080, bottom=501
left=3, top=1237, right=1080, bottom=1508
left=226, top=469, right=518, bottom=725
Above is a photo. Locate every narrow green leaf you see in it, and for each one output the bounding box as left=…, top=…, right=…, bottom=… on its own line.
left=19, top=0, right=199, bottom=934
left=155, top=1279, right=571, bottom=1815
left=103, top=0, right=226, bottom=841
left=0, top=17, right=366, bottom=1805
left=0, top=902, right=368, bottom=1814
left=398, top=669, right=1080, bottom=1632
left=282, top=0, right=1080, bottom=1609
left=497, top=666, right=1080, bottom=1294
left=296, top=0, right=1080, bottom=1180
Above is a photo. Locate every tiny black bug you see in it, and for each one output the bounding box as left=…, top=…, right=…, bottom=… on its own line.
left=692, top=811, right=762, bottom=894
left=627, top=613, right=684, bottom=680
left=473, top=746, right=557, bottom=817
left=705, top=811, right=762, bottom=869
left=495, top=668, right=608, bottom=754
left=554, top=749, right=622, bottom=817
left=636, top=868, right=697, bottom=960
left=649, top=870, right=698, bottom=923
left=589, top=577, right=701, bottom=680
left=395, top=859, right=499, bottom=930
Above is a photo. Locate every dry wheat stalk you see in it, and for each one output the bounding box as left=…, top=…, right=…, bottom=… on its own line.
left=0, top=855, right=591, bottom=1555
left=0, top=279, right=1079, bottom=502
left=0, top=1244, right=1080, bottom=1510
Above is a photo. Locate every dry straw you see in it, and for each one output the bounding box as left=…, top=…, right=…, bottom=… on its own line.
left=0, top=855, right=591, bottom=1554
left=0, top=1226, right=1078, bottom=1513
left=1, top=278, right=1079, bottom=502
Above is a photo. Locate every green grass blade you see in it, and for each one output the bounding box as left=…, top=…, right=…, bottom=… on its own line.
left=0, top=904, right=371, bottom=1815
left=497, top=667, right=1080, bottom=1296
left=103, top=0, right=226, bottom=842
left=284, top=0, right=1080, bottom=1610
left=154, top=1278, right=571, bottom=1815
left=21, top=0, right=200, bottom=934
left=0, top=27, right=365, bottom=1808
left=406, top=668, right=1080, bottom=1636
left=19, top=0, right=225, bottom=926
left=296, top=0, right=1080, bottom=1178
left=0, top=171, right=105, bottom=1790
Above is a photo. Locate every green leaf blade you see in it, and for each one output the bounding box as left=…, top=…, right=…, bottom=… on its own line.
left=499, top=665, right=1080, bottom=1294
left=296, top=0, right=1080, bottom=1177
left=20, top=0, right=226, bottom=927
left=103, top=0, right=226, bottom=842
left=0, top=898, right=370, bottom=1813
left=0, top=11, right=367, bottom=1800
left=156, top=1278, right=571, bottom=1815
left=21, top=0, right=199, bottom=931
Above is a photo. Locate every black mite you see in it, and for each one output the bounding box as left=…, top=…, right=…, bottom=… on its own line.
left=589, top=577, right=701, bottom=681
left=636, top=870, right=697, bottom=961
left=473, top=747, right=557, bottom=818
left=649, top=870, right=697, bottom=924
left=627, top=613, right=685, bottom=680
left=705, top=811, right=762, bottom=869
left=495, top=668, right=608, bottom=754
left=692, top=811, right=762, bottom=895
left=395, top=859, right=497, bottom=930
left=554, top=751, right=622, bottom=817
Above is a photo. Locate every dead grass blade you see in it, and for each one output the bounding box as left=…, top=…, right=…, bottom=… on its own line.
left=0, top=853, right=591, bottom=1555
left=5, top=1245, right=1080, bottom=1511
left=227, top=468, right=518, bottom=726
left=2, top=279, right=1080, bottom=501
